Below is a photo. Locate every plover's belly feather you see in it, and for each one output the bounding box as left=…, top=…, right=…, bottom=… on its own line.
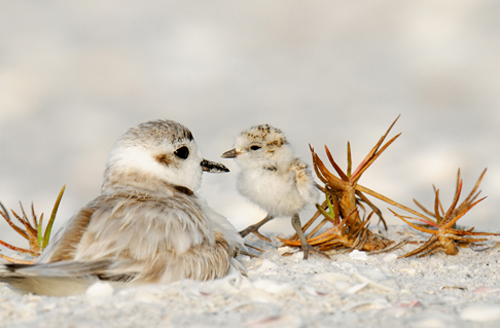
left=238, top=168, right=308, bottom=216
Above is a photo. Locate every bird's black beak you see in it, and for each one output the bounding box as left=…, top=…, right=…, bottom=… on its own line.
left=221, top=148, right=240, bottom=158
left=201, top=159, right=230, bottom=173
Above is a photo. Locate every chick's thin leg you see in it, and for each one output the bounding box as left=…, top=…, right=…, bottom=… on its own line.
left=291, top=214, right=330, bottom=260
left=240, top=214, right=274, bottom=242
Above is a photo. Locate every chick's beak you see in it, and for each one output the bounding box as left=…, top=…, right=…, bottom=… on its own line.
left=221, top=148, right=240, bottom=158
left=201, top=159, right=230, bottom=173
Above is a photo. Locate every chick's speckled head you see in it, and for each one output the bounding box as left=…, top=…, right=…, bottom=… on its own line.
left=237, top=124, right=287, bottom=150
left=222, top=124, right=294, bottom=169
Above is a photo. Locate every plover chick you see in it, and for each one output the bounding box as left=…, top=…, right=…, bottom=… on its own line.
left=0, top=119, right=244, bottom=296
left=222, top=124, right=329, bottom=260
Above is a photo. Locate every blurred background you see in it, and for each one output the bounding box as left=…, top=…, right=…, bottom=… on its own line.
left=1, top=1, right=499, bottom=249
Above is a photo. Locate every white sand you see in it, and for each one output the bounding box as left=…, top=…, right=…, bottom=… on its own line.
left=2, top=226, right=500, bottom=328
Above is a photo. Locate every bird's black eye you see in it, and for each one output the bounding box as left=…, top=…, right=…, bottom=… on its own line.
left=174, top=146, right=189, bottom=159
left=250, top=145, right=261, bottom=151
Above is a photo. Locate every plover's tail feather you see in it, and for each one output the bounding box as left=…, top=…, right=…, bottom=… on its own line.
left=0, top=261, right=111, bottom=296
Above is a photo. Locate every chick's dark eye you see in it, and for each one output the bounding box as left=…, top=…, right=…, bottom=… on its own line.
left=250, top=145, right=261, bottom=151
left=174, top=146, right=189, bottom=159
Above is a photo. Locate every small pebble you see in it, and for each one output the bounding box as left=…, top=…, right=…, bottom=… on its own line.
left=400, top=268, right=418, bottom=276
left=349, top=250, right=368, bottom=261
left=383, top=254, right=398, bottom=262
left=253, top=279, right=295, bottom=296
left=86, top=282, right=114, bottom=299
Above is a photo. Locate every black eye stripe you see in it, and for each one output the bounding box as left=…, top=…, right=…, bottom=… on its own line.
left=174, top=146, right=189, bottom=159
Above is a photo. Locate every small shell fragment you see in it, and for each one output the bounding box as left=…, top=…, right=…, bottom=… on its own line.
left=277, top=246, right=295, bottom=255
left=472, top=287, right=500, bottom=294
left=346, top=283, right=368, bottom=294
left=353, top=273, right=397, bottom=293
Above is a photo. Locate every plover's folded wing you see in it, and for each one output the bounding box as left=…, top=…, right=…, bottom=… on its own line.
left=50, top=191, right=235, bottom=284
left=36, top=205, right=98, bottom=263
left=38, top=189, right=213, bottom=265
left=291, top=158, right=319, bottom=205
left=1, top=188, right=240, bottom=296
left=70, top=191, right=213, bottom=260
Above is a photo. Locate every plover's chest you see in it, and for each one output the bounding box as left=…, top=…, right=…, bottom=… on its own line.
left=239, top=166, right=294, bottom=195
left=237, top=166, right=310, bottom=216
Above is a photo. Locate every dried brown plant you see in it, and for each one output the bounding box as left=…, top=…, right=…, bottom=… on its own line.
left=279, top=117, right=401, bottom=253
left=391, top=169, right=499, bottom=257
left=0, top=185, right=65, bottom=264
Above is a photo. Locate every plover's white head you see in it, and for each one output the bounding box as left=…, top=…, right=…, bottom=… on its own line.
left=103, top=119, right=228, bottom=192
left=221, top=124, right=294, bottom=169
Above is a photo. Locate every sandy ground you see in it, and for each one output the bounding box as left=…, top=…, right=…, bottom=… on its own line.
left=1, top=226, right=500, bottom=328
